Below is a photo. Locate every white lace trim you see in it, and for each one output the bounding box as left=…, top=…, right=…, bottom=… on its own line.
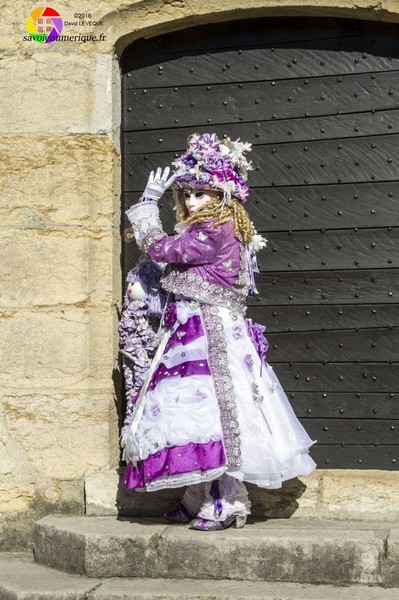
left=125, top=202, right=163, bottom=248
left=144, top=466, right=227, bottom=492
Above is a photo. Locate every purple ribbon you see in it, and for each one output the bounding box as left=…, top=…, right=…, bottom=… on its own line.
left=210, top=480, right=223, bottom=519
left=246, top=318, right=269, bottom=363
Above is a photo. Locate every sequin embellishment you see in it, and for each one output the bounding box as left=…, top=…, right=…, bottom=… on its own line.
left=222, top=259, right=233, bottom=272
left=201, top=304, right=242, bottom=467
left=252, top=382, right=264, bottom=404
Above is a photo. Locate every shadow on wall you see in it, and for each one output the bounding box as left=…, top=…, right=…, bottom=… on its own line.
left=114, top=469, right=307, bottom=520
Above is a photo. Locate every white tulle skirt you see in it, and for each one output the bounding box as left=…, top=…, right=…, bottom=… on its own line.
left=122, top=298, right=316, bottom=492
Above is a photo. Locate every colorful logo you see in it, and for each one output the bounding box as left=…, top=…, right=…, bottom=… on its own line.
left=26, top=7, right=63, bottom=44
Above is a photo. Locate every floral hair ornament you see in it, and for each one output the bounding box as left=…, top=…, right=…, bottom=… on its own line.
left=172, top=132, right=253, bottom=204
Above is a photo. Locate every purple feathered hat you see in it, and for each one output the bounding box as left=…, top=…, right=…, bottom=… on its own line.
left=172, top=132, right=253, bottom=203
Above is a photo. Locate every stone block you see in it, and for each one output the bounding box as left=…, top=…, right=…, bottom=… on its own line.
left=0, top=53, right=116, bottom=135
left=85, top=469, right=120, bottom=516
left=382, top=527, right=399, bottom=587
left=0, top=552, right=101, bottom=599
left=33, top=515, right=395, bottom=585
left=0, top=134, right=119, bottom=229
left=0, top=483, right=35, bottom=514
left=0, top=308, right=115, bottom=389
left=2, top=553, right=399, bottom=600
left=161, top=521, right=387, bottom=585
left=321, top=470, right=399, bottom=521
left=86, top=468, right=399, bottom=523
left=2, top=392, right=113, bottom=479
left=34, top=515, right=168, bottom=577
left=92, top=577, right=399, bottom=600
left=0, top=479, right=85, bottom=551
left=0, top=231, right=114, bottom=308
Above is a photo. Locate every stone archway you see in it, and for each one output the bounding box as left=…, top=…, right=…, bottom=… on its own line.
left=102, top=0, right=399, bottom=59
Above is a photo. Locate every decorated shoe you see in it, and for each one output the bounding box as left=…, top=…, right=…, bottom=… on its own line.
left=189, top=514, right=247, bottom=531
left=164, top=501, right=196, bottom=523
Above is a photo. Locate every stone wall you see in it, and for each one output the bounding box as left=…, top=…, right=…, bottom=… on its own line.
left=85, top=468, right=399, bottom=522
left=0, top=22, right=122, bottom=547
left=1, top=0, right=399, bottom=550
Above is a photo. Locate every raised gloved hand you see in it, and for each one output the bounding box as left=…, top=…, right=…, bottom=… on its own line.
left=142, top=166, right=177, bottom=201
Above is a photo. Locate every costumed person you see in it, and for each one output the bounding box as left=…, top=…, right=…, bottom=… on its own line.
left=119, top=259, right=166, bottom=441
left=121, top=132, right=316, bottom=530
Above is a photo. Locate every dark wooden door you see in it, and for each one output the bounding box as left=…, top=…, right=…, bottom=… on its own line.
left=120, top=16, right=399, bottom=470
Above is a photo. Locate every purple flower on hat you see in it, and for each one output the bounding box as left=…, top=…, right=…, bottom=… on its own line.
left=203, top=152, right=232, bottom=172
left=185, top=155, right=197, bottom=168
left=191, top=133, right=218, bottom=152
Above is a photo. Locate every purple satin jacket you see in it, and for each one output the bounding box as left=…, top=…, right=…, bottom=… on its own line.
left=147, top=220, right=241, bottom=289
left=146, top=219, right=249, bottom=313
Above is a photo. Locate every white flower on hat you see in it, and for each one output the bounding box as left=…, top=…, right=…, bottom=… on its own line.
left=251, top=234, right=268, bottom=252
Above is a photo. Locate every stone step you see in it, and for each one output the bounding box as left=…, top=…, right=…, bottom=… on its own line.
left=33, top=515, right=399, bottom=586
left=2, top=552, right=399, bottom=600
left=0, top=553, right=101, bottom=599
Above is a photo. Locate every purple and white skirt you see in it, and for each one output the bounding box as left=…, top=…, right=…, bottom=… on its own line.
left=122, top=298, right=316, bottom=492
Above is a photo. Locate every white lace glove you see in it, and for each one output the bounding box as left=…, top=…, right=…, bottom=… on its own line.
left=142, top=166, right=177, bottom=201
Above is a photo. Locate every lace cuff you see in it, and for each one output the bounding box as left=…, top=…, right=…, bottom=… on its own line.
left=125, top=201, right=164, bottom=249
left=142, top=227, right=167, bottom=254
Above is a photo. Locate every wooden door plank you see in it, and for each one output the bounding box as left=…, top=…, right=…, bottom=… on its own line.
left=290, top=391, right=399, bottom=419
left=258, top=228, right=399, bottom=271
left=249, top=183, right=399, bottom=231
left=123, top=133, right=399, bottom=188
left=124, top=183, right=399, bottom=231
left=123, top=48, right=399, bottom=87
left=123, top=110, right=399, bottom=152
left=266, top=328, right=399, bottom=362
left=310, top=444, right=398, bottom=468
left=299, top=418, right=398, bottom=444
left=247, top=304, right=399, bottom=332
left=273, top=362, right=399, bottom=391
left=251, top=269, right=399, bottom=305
left=123, top=71, right=399, bottom=130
